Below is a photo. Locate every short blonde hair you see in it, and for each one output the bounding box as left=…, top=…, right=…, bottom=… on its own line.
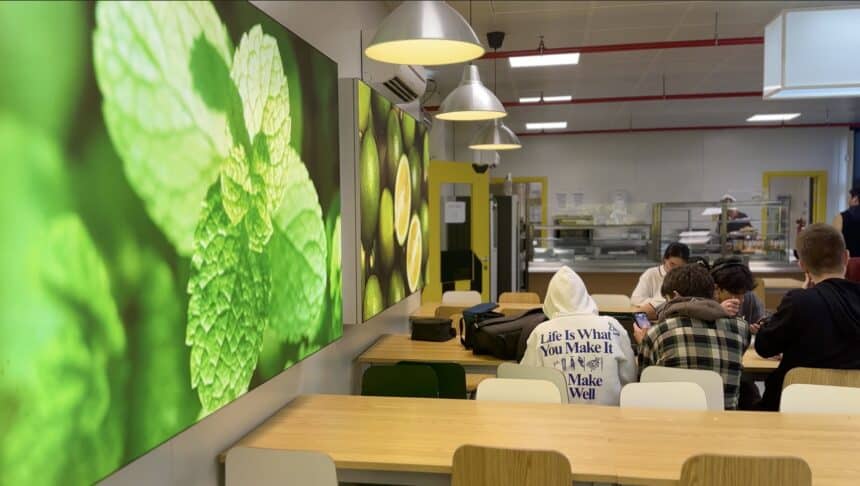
left=797, top=224, right=846, bottom=275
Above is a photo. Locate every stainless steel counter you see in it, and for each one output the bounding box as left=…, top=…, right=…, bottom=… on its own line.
left=528, top=260, right=801, bottom=274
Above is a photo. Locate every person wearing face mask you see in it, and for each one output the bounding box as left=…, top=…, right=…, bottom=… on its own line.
left=521, top=266, right=637, bottom=406
left=631, top=242, right=690, bottom=320
left=833, top=186, right=860, bottom=257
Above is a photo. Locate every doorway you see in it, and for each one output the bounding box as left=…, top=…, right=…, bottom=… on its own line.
left=763, top=171, right=828, bottom=250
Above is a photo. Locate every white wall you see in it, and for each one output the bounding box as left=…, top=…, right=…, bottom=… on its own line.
left=458, top=127, right=854, bottom=222
left=99, top=2, right=408, bottom=485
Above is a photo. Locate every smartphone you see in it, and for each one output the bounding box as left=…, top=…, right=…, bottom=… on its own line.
left=633, top=312, right=651, bottom=329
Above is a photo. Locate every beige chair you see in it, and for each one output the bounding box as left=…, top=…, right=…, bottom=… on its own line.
left=783, top=367, right=860, bottom=389
left=434, top=305, right=465, bottom=319
left=499, top=291, right=541, bottom=304
left=679, top=454, right=811, bottom=486
left=452, top=445, right=572, bottom=486
left=497, top=362, right=569, bottom=404
left=640, top=366, right=725, bottom=410
left=591, top=294, right=632, bottom=311
left=226, top=447, right=337, bottom=486
left=476, top=378, right=562, bottom=403
left=781, top=384, right=860, bottom=414
left=620, top=382, right=708, bottom=410
left=442, top=290, right=482, bottom=306
left=753, top=277, right=767, bottom=312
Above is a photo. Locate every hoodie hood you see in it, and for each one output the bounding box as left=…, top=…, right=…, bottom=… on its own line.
left=543, top=266, right=598, bottom=319
left=815, top=279, right=860, bottom=338
left=658, top=297, right=730, bottom=322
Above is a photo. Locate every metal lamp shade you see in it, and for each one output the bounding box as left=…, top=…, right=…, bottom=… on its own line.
left=436, top=65, right=507, bottom=121
left=365, top=0, right=485, bottom=66
left=469, top=119, right=521, bottom=150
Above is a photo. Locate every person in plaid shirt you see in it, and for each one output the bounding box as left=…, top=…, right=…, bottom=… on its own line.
left=633, top=263, right=751, bottom=409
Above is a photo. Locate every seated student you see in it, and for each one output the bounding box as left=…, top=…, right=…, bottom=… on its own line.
left=521, top=266, right=637, bottom=405
left=754, top=224, right=860, bottom=411
left=631, top=242, right=690, bottom=319
left=710, top=256, right=766, bottom=324
left=633, top=264, right=750, bottom=409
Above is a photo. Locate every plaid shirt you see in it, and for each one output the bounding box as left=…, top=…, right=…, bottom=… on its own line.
left=638, top=316, right=750, bottom=409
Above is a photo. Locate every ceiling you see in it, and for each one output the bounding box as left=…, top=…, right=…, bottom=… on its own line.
left=382, top=1, right=860, bottom=132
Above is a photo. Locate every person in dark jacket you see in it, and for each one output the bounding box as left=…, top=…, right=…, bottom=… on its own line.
left=754, top=223, right=860, bottom=411
left=833, top=186, right=860, bottom=257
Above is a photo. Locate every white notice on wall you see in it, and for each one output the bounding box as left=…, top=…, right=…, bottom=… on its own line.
left=555, top=192, right=568, bottom=210
left=444, top=201, right=466, bottom=223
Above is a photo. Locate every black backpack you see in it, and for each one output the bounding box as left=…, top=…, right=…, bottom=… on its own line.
left=462, top=308, right=548, bottom=361
left=459, top=303, right=504, bottom=349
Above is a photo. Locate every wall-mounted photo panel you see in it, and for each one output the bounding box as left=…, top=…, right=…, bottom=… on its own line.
left=0, top=1, right=340, bottom=483
left=357, top=81, right=430, bottom=321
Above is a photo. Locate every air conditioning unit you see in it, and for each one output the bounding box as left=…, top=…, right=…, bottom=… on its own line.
left=364, top=61, right=427, bottom=104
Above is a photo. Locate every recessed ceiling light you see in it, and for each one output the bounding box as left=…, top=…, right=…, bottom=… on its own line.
left=542, top=95, right=572, bottom=102
left=526, top=121, right=567, bottom=130
left=519, top=96, right=541, bottom=103
left=746, top=113, right=801, bottom=122
left=509, top=52, right=580, bottom=68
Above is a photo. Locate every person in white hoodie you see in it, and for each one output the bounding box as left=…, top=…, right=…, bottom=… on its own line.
left=521, top=266, right=637, bottom=405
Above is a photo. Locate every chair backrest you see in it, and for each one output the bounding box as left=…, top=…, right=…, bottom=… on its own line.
left=783, top=367, right=860, bottom=389
left=752, top=277, right=767, bottom=310
left=640, top=366, right=725, bottom=411
left=497, top=362, right=569, bottom=404
left=398, top=361, right=468, bottom=399
left=591, top=294, right=632, bottom=310
left=435, top=305, right=465, bottom=319
left=442, top=290, right=482, bottom=305
left=476, top=378, right=562, bottom=403
left=620, top=382, right=708, bottom=410
left=679, top=454, right=811, bottom=486
left=846, top=257, right=860, bottom=283
left=499, top=291, right=541, bottom=304
left=452, top=445, right=572, bottom=486
left=226, top=447, right=338, bottom=486
left=361, top=364, right=439, bottom=398
left=781, top=384, right=860, bottom=413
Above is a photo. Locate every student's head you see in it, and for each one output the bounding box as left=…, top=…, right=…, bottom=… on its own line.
left=711, top=257, right=756, bottom=303
left=543, top=266, right=598, bottom=319
left=850, top=187, right=860, bottom=207
left=661, top=263, right=716, bottom=300
left=796, top=223, right=848, bottom=278
left=662, top=242, right=690, bottom=271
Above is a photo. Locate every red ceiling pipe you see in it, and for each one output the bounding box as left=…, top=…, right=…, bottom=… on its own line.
left=481, top=36, right=764, bottom=59
left=424, top=91, right=761, bottom=112
left=515, top=123, right=860, bottom=137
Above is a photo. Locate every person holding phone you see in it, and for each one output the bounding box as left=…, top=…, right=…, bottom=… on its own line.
left=631, top=242, right=690, bottom=320
left=633, top=263, right=750, bottom=410
left=710, top=257, right=766, bottom=327
left=754, top=224, right=860, bottom=411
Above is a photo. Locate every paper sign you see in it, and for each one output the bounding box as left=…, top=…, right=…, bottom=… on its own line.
left=444, top=201, right=466, bottom=223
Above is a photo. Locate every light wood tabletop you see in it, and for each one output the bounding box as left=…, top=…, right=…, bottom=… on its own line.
left=762, top=278, right=804, bottom=290
left=743, top=347, right=781, bottom=374
left=357, top=334, right=505, bottom=367
left=229, top=394, right=860, bottom=485
left=413, top=301, right=637, bottom=318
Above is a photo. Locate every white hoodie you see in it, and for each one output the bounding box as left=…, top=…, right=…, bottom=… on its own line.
left=521, top=266, right=637, bottom=405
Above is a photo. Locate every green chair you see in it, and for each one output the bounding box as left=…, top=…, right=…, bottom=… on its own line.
left=361, top=364, right=439, bottom=398
left=398, top=361, right=468, bottom=399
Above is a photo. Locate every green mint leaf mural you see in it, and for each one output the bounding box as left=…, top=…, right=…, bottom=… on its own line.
left=186, top=186, right=270, bottom=415
left=221, top=25, right=292, bottom=252
left=93, top=1, right=233, bottom=255
left=268, top=148, right=327, bottom=341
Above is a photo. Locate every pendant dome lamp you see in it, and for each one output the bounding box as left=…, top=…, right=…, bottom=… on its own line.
left=365, top=1, right=485, bottom=66
left=469, top=31, right=521, bottom=150
left=435, top=2, right=506, bottom=121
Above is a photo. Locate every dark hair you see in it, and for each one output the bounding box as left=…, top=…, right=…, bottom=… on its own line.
left=796, top=223, right=846, bottom=275
left=851, top=187, right=860, bottom=199
left=662, top=242, right=690, bottom=262
left=711, top=257, right=756, bottom=294
left=661, top=263, right=715, bottom=299
left=689, top=256, right=711, bottom=271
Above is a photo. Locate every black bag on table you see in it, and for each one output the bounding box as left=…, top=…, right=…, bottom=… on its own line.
left=458, top=303, right=503, bottom=349
left=468, top=307, right=548, bottom=361
left=410, top=317, right=455, bottom=342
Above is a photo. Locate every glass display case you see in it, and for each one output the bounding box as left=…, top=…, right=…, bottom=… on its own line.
left=652, top=200, right=791, bottom=262
left=528, top=221, right=654, bottom=266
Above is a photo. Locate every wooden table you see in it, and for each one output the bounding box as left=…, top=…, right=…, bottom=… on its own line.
left=228, top=394, right=860, bottom=485
left=743, top=346, right=781, bottom=375
left=357, top=334, right=504, bottom=367
left=762, top=278, right=804, bottom=289
left=411, top=301, right=541, bottom=319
